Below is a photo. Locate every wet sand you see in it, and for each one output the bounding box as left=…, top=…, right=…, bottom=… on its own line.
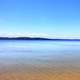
left=0, top=62, right=80, bottom=80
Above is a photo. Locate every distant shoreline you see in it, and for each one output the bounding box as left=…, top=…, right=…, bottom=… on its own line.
left=0, top=37, right=80, bottom=41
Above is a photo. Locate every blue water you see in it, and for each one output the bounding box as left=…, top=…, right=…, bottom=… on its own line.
left=0, top=40, right=80, bottom=69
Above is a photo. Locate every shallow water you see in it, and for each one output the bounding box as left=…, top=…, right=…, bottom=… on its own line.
left=0, top=40, right=80, bottom=80
left=0, top=40, right=80, bottom=66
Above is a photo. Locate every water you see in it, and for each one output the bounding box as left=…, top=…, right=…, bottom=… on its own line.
left=0, top=40, right=80, bottom=70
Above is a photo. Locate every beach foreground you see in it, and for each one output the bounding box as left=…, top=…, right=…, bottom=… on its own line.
left=0, top=70, right=80, bottom=80
left=0, top=64, right=80, bottom=80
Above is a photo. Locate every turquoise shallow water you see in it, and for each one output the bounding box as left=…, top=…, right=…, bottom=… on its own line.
left=0, top=40, right=80, bottom=70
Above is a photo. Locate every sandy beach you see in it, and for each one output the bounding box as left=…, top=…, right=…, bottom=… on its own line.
left=0, top=68, right=80, bottom=80
left=0, top=62, right=80, bottom=80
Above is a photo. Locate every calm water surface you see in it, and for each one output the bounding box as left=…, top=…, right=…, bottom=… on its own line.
left=0, top=40, right=80, bottom=70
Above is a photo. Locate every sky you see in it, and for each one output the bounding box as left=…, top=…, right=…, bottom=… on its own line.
left=0, top=0, right=80, bottom=38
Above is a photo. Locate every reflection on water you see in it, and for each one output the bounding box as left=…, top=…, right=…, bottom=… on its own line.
left=0, top=40, right=80, bottom=69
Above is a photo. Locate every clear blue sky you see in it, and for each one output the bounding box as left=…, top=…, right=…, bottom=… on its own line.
left=0, top=0, right=80, bottom=38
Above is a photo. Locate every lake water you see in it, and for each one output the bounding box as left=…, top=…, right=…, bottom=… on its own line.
left=0, top=40, right=80, bottom=79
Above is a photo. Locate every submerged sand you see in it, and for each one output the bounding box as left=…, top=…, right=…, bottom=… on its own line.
left=0, top=40, right=80, bottom=80
left=0, top=62, right=80, bottom=80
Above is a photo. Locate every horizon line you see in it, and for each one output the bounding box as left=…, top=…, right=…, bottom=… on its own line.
left=0, top=37, right=80, bottom=40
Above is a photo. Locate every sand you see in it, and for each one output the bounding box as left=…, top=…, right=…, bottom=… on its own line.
left=0, top=64, right=80, bottom=80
